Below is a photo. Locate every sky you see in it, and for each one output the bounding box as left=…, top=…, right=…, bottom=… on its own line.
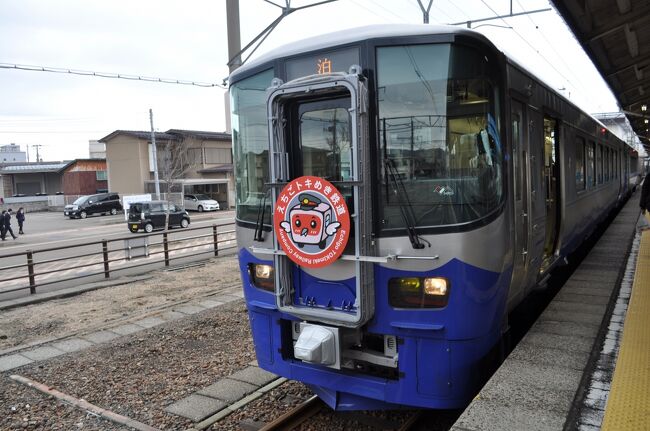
left=0, top=0, right=621, bottom=162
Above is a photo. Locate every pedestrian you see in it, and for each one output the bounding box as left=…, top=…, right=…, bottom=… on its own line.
left=640, top=176, right=650, bottom=215
left=0, top=210, right=5, bottom=240
left=2, top=208, right=17, bottom=240
left=16, top=207, right=25, bottom=234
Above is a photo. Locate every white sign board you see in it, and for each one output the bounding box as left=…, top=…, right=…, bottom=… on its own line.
left=122, top=194, right=152, bottom=220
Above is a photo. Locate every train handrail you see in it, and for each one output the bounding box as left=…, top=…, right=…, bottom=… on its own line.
left=248, top=246, right=439, bottom=262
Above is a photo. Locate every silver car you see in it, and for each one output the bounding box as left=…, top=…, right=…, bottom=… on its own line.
left=183, top=194, right=220, bottom=212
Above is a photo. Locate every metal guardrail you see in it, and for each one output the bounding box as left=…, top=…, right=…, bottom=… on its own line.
left=0, top=222, right=236, bottom=297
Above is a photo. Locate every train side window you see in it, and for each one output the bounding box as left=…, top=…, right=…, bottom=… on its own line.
left=575, top=136, right=585, bottom=191
left=598, top=144, right=604, bottom=184
left=587, top=141, right=596, bottom=187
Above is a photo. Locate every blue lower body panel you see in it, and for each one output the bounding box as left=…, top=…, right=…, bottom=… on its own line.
left=240, top=248, right=509, bottom=410
left=247, top=306, right=500, bottom=410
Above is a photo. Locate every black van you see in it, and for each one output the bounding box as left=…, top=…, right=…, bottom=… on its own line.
left=128, top=201, right=190, bottom=233
left=64, top=193, right=122, bottom=219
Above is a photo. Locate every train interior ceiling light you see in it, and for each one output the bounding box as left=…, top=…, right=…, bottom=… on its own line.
left=550, top=0, right=650, bottom=148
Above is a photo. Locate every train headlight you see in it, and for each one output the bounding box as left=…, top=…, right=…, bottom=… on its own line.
left=388, top=276, right=450, bottom=308
left=424, top=277, right=448, bottom=296
left=249, top=263, right=274, bottom=291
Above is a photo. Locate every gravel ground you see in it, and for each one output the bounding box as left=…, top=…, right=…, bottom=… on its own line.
left=0, top=255, right=242, bottom=351
left=0, top=254, right=459, bottom=431
left=1, top=300, right=255, bottom=430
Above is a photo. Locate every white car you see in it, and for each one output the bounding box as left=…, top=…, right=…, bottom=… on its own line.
left=184, top=194, right=220, bottom=212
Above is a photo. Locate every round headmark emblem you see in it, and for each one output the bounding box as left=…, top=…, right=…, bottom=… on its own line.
left=274, top=176, right=350, bottom=268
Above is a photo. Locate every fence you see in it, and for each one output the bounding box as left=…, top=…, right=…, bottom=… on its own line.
left=0, top=222, right=236, bottom=300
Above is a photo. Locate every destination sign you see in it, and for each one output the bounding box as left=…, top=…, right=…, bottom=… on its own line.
left=285, top=47, right=360, bottom=81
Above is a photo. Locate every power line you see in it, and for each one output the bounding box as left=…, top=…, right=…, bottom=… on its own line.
left=513, top=0, right=594, bottom=104
left=0, top=63, right=225, bottom=88
left=476, top=0, right=577, bottom=92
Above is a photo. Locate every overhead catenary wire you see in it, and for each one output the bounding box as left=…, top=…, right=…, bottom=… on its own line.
left=513, top=0, right=595, bottom=105
left=0, top=63, right=225, bottom=88
left=477, top=0, right=578, bottom=93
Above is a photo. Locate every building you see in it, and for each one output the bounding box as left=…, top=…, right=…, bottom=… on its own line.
left=594, top=112, right=645, bottom=154
left=0, top=144, right=27, bottom=163
left=99, top=129, right=234, bottom=208
left=60, top=159, right=108, bottom=195
left=0, top=162, right=66, bottom=197
left=89, top=140, right=106, bottom=159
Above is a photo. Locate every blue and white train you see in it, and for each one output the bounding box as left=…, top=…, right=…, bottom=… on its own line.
left=229, top=25, right=634, bottom=410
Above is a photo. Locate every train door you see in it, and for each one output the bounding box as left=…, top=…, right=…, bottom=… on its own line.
left=266, top=71, right=375, bottom=328
left=509, top=100, right=531, bottom=301
left=526, top=108, right=545, bottom=282
left=541, top=117, right=561, bottom=272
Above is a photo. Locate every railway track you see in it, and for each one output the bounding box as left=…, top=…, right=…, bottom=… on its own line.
left=251, top=394, right=425, bottom=431
left=258, top=395, right=324, bottom=430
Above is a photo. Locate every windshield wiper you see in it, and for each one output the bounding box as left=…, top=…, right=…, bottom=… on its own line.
left=253, top=190, right=269, bottom=242
left=385, top=158, right=431, bottom=250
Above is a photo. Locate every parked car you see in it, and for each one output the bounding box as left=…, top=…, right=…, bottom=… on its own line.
left=64, top=193, right=122, bottom=219
left=183, top=194, right=220, bottom=212
left=128, top=200, right=190, bottom=233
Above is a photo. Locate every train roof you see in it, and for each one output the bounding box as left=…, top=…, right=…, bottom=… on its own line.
left=228, top=23, right=627, bottom=147
left=229, top=24, right=493, bottom=83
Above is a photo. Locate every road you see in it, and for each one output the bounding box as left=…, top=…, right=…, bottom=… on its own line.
left=0, top=209, right=237, bottom=302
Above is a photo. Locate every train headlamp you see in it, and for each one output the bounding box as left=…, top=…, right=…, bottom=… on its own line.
left=388, top=276, right=450, bottom=308
left=249, top=263, right=274, bottom=291
left=424, top=277, right=448, bottom=296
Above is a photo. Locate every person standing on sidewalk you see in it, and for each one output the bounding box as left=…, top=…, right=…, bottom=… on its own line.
left=0, top=210, right=5, bottom=240
left=16, top=207, right=25, bottom=234
left=2, top=208, right=17, bottom=240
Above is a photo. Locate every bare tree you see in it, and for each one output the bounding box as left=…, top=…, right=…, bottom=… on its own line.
left=156, top=138, right=195, bottom=231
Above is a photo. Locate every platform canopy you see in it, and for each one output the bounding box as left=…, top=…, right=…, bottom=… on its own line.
left=550, top=0, right=650, bottom=151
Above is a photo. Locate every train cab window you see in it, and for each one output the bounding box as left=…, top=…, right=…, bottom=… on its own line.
left=575, top=137, right=585, bottom=191
left=231, top=69, right=274, bottom=225
left=376, top=43, right=502, bottom=231
left=298, top=99, right=352, bottom=182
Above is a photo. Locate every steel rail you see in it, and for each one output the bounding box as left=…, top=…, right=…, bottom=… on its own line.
left=258, top=395, right=324, bottom=431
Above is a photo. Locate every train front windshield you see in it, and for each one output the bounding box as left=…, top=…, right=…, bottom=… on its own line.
left=378, top=44, right=502, bottom=232
left=231, top=42, right=502, bottom=232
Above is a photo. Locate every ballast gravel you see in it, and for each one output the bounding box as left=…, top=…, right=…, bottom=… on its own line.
left=0, top=255, right=459, bottom=430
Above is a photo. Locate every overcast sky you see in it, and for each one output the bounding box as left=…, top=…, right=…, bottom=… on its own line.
left=0, top=0, right=620, bottom=162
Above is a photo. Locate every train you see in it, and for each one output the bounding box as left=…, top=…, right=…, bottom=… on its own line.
left=229, top=24, right=635, bottom=410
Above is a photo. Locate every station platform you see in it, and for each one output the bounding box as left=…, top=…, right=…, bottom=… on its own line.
left=451, top=192, right=649, bottom=431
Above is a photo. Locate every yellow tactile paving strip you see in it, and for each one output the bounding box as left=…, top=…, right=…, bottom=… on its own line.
left=601, top=223, right=650, bottom=431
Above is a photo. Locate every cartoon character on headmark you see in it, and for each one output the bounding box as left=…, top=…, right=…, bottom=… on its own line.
left=279, top=193, right=341, bottom=249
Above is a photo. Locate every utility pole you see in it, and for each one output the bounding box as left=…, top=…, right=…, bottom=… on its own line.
left=149, top=109, right=161, bottom=200
left=33, top=144, right=43, bottom=162
left=226, top=0, right=242, bottom=74
left=225, top=0, right=242, bottom=133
